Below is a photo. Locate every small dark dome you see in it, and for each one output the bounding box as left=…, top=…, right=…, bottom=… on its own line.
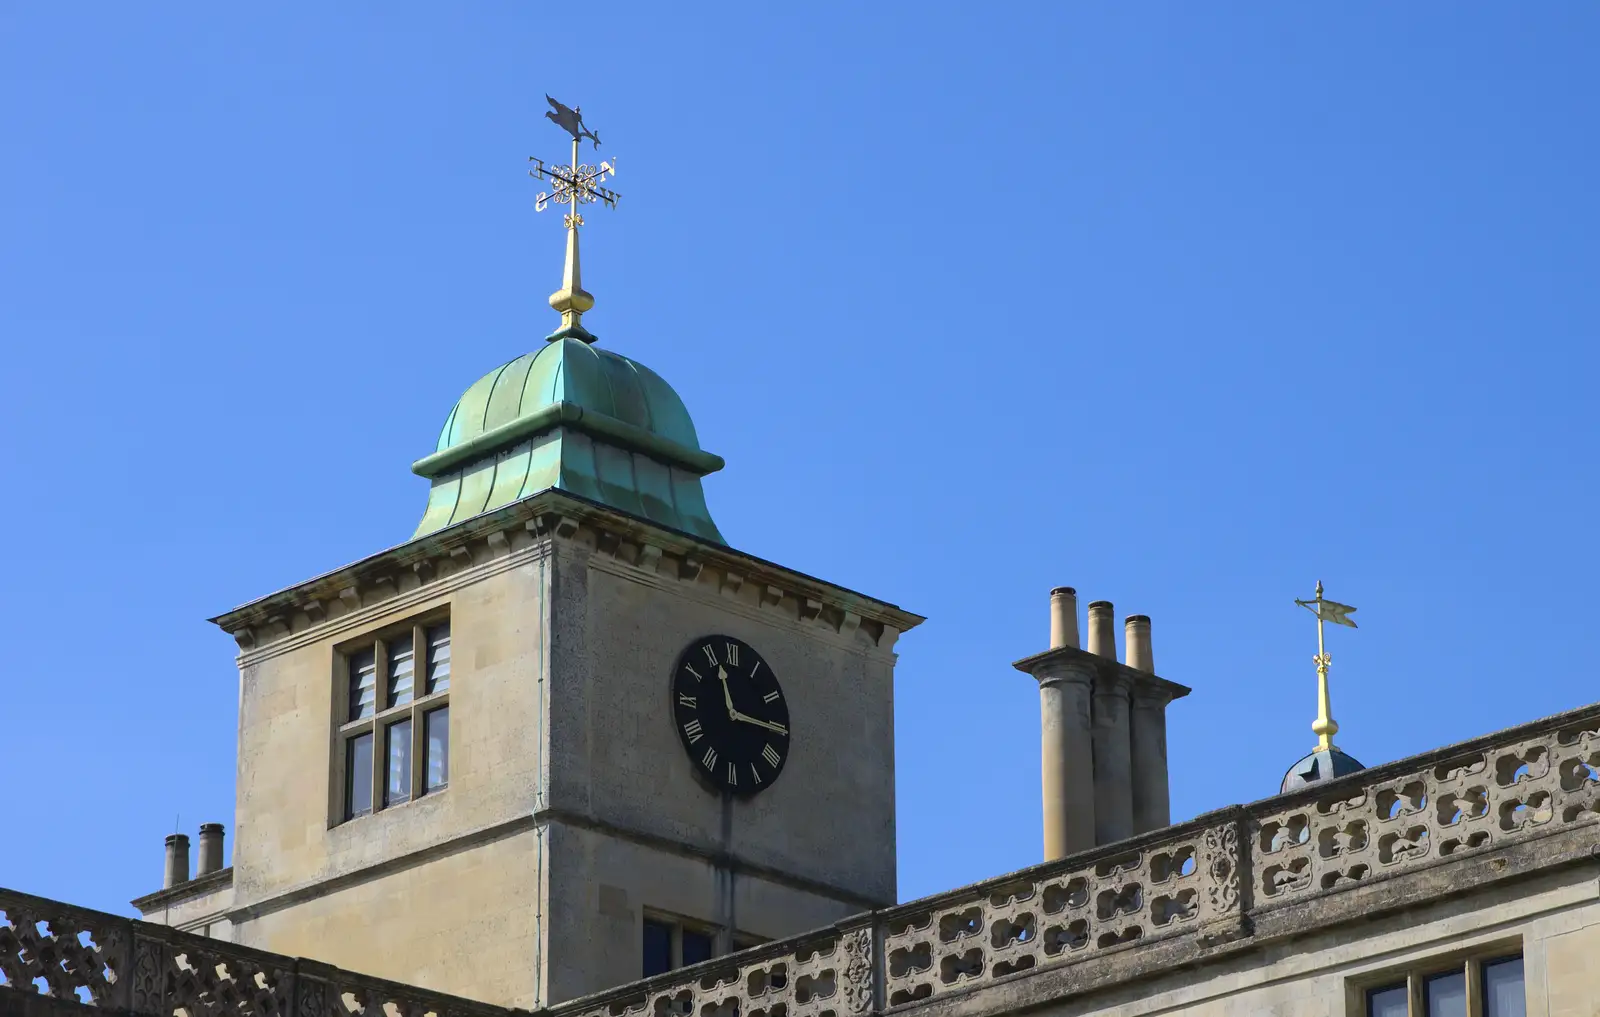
left=1280, top=746, right=1365, bottom=793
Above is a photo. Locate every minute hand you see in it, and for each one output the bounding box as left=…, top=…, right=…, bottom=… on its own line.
left=730, top=710, right=788, bottom=736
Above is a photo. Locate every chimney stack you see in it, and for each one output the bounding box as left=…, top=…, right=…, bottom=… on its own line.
left=1125, top=615, right=1153, bottom=672
left=1126, top=614, right=1174, bottom=833
left=163, top=833, right=191, bottom=888
left=1088, top=603, right=1134, bottom=843
left=1049, top=587, right=1080, bottom=649
left=197, top=823, right=226, bottom=876
left=1086, top=601, right=1118, bottom=660
left=1019, top=587, right=1190, bottom=856
left=1034, top=586, right=1096, bottom=860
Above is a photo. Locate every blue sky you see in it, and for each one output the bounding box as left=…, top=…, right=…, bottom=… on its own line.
left=3, top=4, right=1597, bottom=914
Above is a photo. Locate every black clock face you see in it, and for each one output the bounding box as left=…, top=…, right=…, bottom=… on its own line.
left=671, top=635, right=790, bottom=795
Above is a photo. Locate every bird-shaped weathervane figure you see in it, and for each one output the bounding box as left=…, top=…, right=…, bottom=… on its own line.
left=545, top=95, right=601, bottom=149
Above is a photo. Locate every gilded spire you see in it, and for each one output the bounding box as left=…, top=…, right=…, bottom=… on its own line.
left=1294, top=580, right=1359, bottom=751
left=530, top=95, right=619, bottom=344
left=548, top=215, right=595, bottom=340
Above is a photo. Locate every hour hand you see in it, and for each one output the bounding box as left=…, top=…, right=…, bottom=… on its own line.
left=717, top=666, right=737, bottom=717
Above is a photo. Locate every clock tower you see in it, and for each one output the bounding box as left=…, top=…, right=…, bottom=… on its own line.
left=198, top=113, right=923, bottom=1010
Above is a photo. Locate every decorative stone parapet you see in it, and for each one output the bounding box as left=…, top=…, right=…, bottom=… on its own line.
left=557, top=919, right=877, bottom=1017
left=1250, top=706, right=1600, bottom=911
left=878, top=819, right=1234, bottom=1008
left=0, top=888, right=510, bottom=1017
left=4, top=702, right=1597, bottom=1017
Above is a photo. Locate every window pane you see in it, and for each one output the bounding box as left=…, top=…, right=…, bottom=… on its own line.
left=385, top=718, right=413, bottom=806
left=348, top=648, right=377, bottom=720
left=424, top=707, right=449, bottom=791
left=1426, top=970, right=1467, bottom=1017
left=1367, top=984, right=1407, bottom=1017
left=682, top=928, right=714, bottom=967
left=387, top=635, right=415, bottom=707
left=1483, top=956, right=1525, bottom=1017
left=345, top=733, right=373, bottom=819
left=643, top=920, right=672, bottom=978
left=426, top=623, right=451, bottom=693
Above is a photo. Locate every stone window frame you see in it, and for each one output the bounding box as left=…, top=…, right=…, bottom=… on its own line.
left=1350, top=940, right=1525, bottom=1017
left=641, top=911, right=781, bottom=984
left=731, top=931, right=770, bottom=953
left=642, top=910, right=724, bottom=978
left=330, top=608, right=452, bottom=826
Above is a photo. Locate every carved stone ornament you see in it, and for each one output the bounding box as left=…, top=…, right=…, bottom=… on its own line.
left=1204, top=823, right=1241, bottom=914
left=840, top=927, right=874, bottom=1014
left=296, top=976, right=330, bottom=1017
left=130, top=936, right=166, bottom=1013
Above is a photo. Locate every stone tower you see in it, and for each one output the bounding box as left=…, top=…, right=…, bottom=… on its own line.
left=135, top=141, right=922, bottom=1008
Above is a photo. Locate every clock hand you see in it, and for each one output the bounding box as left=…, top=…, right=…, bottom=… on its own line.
left=731, top=712, right=789, bottom=736
left=718, top=665, right=782, bottom=733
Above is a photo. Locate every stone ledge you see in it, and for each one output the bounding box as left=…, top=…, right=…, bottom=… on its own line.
left=1013, top=644, right=1191, bottom=702
left=0, top=986, right=112, bottom=1017
left=129, top=866, right=233, bottom=915
left=210, top=489, right=923, bottom=658
left=223, top=809, right=886, bottom=928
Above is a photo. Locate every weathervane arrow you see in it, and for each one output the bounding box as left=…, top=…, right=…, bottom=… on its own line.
left=1294, top=580, right=1358, bottom=751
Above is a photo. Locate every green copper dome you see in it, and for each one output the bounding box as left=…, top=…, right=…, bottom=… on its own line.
left=411, top=338, right=724, bottom=542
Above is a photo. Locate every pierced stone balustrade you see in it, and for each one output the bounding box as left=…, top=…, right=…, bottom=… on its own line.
left=4, top=702, right=1598, bottom=1017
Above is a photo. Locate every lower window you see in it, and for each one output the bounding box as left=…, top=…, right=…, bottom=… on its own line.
left=1366, top=953, right=1524, bottom=1017
left=642, top=916, right=718, bottom=979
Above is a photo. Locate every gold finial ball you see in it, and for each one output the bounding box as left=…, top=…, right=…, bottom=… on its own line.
left=549, top=286, right=595, bottom=314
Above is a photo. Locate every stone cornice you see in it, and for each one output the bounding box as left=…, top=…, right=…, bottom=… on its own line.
left=128, top=866, right=233, bottom=914
left=210, top=489, right=924, bottom=658
left=1013, top=644, right=1191, bottom=702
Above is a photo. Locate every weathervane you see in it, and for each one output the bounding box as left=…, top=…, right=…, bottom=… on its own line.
left=1295, top=581, right=1358, bottom=752
left=529, top=95, right=620, bottom=343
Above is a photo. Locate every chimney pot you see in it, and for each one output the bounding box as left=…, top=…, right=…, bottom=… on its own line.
left=163, top=833, right=191, bottom=889
left=1125, top=615, right=1153, bottom=672
left=1087, top=601, right=1117, bottom=660
left=197, top=823, right=226, bottom=876
left=1049, top=587, right=1080, bottom=650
